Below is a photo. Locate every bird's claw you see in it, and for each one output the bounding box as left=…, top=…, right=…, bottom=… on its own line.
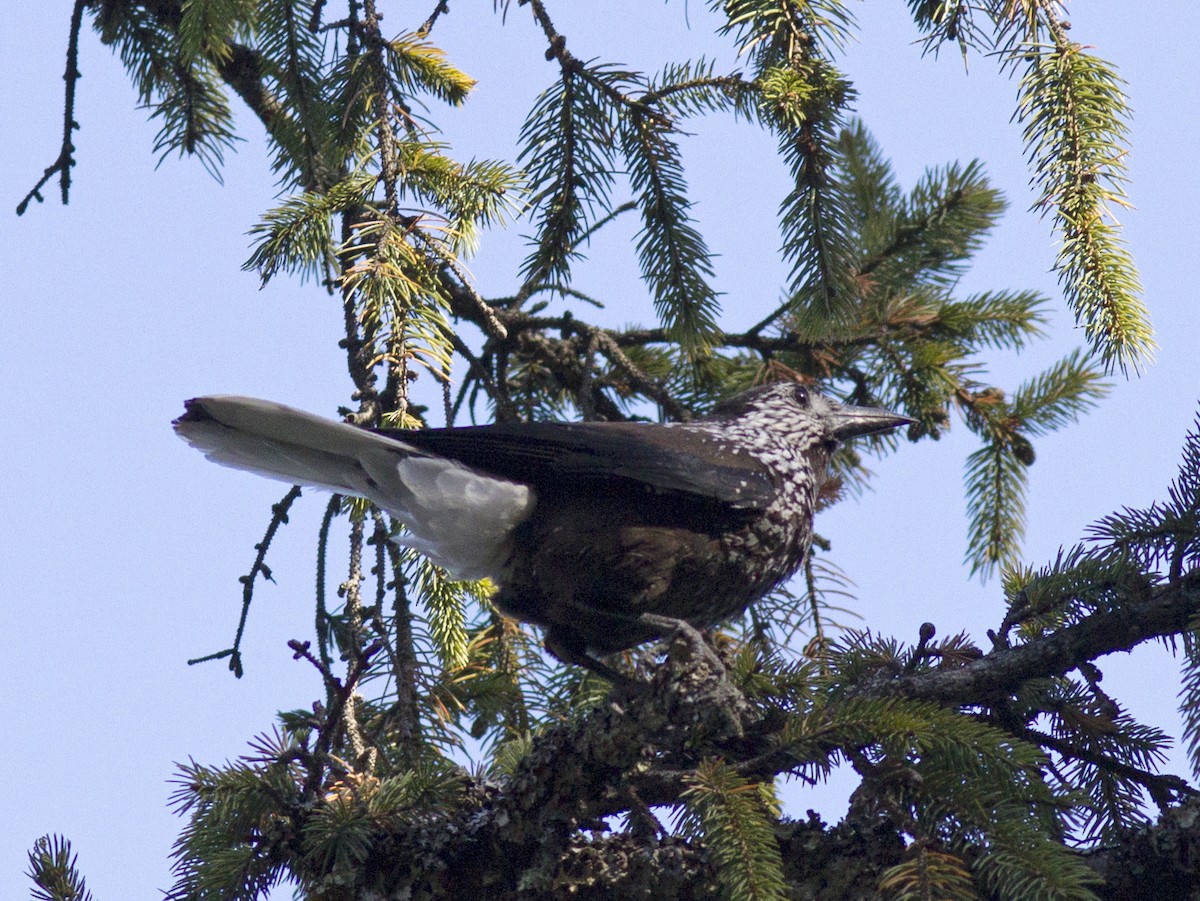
left=638, top=614, right=727, bottom=674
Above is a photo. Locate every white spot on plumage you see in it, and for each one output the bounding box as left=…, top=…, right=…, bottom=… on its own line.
left=390, top=457, right=535, bottom=581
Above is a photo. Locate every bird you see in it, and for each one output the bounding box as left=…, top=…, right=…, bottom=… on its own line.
left=174, top=382, right=908, bottom=675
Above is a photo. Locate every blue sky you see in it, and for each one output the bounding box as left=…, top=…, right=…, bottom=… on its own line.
left=3, top=2, right=1200, bottom=897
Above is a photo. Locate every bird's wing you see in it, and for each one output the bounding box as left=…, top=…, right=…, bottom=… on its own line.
left=393, top=420, right=776, bottom=512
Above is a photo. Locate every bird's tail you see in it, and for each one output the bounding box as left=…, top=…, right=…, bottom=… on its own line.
left=174, top=395, right=406, bottom=498
left=173, top=396, right=534, bottom=581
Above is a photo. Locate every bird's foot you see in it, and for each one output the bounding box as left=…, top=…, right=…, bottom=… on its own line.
left=543, top=615, right=744, bottom=725
left=637, top=614, right=747, bottom=737
left=635, top=614, right=727, bottom=673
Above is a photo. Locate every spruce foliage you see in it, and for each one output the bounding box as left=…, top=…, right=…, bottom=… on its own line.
left=21, top=2, right=1199, bottom=899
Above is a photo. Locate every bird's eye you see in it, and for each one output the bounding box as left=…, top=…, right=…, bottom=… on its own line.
left=792, top=385, right=810, bottom=407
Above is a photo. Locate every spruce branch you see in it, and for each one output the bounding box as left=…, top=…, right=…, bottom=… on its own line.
left=370, top=511, right=423, bottom=758
left=363, top=0, right=400, bottom=217
left=641, top=66, right=757, bottom=115
left=774, top=66, right=859, bottom=324
left=315, top=493, right=341, bottom=675
left=1085, top=411, right=1200, bottom=579
left=720, top=0, right=857, bottom=59
left=26, top=835, right=94, bottom=901
left=1020, top=724, right=1192, bottom=814
left=255, top=0, right=330, bottom=189
left=963, top=429, right=1029, bottom=578
left=861, top=158, right=1006, bottom=288
left=620, top=106, right=721, bottom=354
left=1009, top=4, right=1154, bottom=372
left=524, top=0, right=669, bottom=120
left=681, top=760, right=788, bottom=901
left=339, top=211, right=382, bottom=421
left=907, top=0, right=983, bottom=58
left=416, top=230, right=509, bottom=340
left=517, top=61, right=622, bottom=297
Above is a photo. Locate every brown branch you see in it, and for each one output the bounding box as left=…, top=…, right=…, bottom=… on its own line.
left=338, top=514, right=375, bottom=766
left=640, top=73, right=756, bottom=108
left=524, top=0, right=668, bottom=120
left=363, top=0, right=399, bottom=214
left=421, top=237, right=509, bottom=340
left=434, top=295, right=894, bottom=422
left=348, top=638, right=905, bottom=897
left=513, top=331, right=627, bottom=420
left=289, top=628, right=383, bottom=788
left=1082, top=795, right=1200, bottom=900
left=223, top=562, right=1199, bottom=896
left=594, top=330, right=689, bottom=420
left=517, top=317, right=877, bottom=358
left=498, top=315, right=684, bottom=421
left=308, top=0, right=328, bottom=33
left=434, top=569, right=1200, bottom=837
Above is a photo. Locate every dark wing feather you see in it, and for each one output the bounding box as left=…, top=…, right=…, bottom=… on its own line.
left=385, top=421, right=774, bottom=512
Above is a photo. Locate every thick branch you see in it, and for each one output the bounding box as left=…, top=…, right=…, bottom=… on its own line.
left=1085, top=795, right=1200, bottom=900
left=408, top=569, right=1200, bottom=890
left=881, top=569, right=1200, bottom=704
left=362, top=641, right=748, bottom=897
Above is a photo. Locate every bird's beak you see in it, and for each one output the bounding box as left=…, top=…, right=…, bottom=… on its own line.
left=828, top=403, right=912, bottom=441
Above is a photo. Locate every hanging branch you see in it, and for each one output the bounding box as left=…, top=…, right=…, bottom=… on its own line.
left=18, top=0, right=87, bottom=214
left=187, top=486, right=303, bottom=678
left=370, top=510, right=423, bottom=757
left=338, top=213, right=382, bottom=423
left=1006, top=0, right=1153, bottom=372
left=315, top=493, right=340, bottom=674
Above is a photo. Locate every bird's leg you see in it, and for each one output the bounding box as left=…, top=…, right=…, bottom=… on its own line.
left=542, top=610, right=729, bottom=690
left=543, top=630, right=641, bottom=691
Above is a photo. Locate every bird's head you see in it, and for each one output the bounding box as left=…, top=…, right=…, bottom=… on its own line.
left=710, top=381, right=911, bottom=453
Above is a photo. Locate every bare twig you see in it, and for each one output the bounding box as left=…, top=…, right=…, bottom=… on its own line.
left=188, top=486, right=303, bottom=677
left=18, top=0, right=86, bottom=214
left=418, top=0, right=451, bottom=36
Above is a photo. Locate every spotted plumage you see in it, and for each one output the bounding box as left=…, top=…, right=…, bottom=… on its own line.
left=174, top=382, right=908, bottom=666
